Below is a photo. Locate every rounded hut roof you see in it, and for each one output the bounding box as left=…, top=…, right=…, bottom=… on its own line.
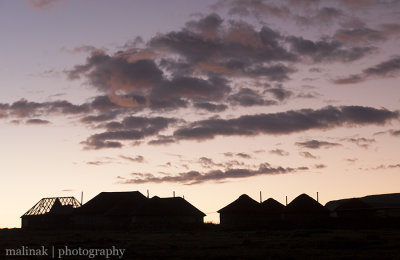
left=285, top=194, right=329, bottom=214
left=218, top=194, right=261, bottom=215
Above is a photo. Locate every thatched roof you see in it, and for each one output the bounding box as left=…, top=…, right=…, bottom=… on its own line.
left=218, top=194, right=261, bottom=215
left=284, top=194, right=329, bottom=214
left=75, top=191, right=147, bottom=216
left=261, top=198, right=285, bottom=214
left=136, top=197, right=206, bottom=217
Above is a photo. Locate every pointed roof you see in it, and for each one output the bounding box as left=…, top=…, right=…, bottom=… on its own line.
left=136, top=197, right=206, bottom=217
left=285, top=194, right=329, bottom=214
left=218, top=194, right=261, bottom=215
left=261, top=198, right=285, bottom=214
left=76, top=191, right=147, bottom=216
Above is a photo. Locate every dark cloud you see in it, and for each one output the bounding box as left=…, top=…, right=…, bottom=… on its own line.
left=26, top=118, right=51, bottom=125
left=149, top=20, right=295, bottom=76
left=6, top=99, right=89, bottom=118
left=269, top=148, right=289, bottom=156
left=236, top=153, right=252, bottom=159
left=10, top=99, right=44, bottom=117
left=90, top=95, right=121, bottom=111
left=120, top=162, right=300, bottom=185
left=228, top=88, right=277, bottom=107
left=185, top=13, right=223, bottom=35
left=315, top=164, right=327, bottom=169
left=147, top=135, right=176, bottom=145
left=288, top=36, right=375, bottom=63
left=150, top=76, right=231, bottom=103
left=173, top=106, right=398, bottom=141
left=265, top=86, right=293, bottom=101
left=296, top=139, right=341, bottom=149
left=334, top=27, right=385, bottom=44
left=333, top=56, right=400, bottom=84
left=80, top=112, right=118, bottom=124
left=84, top=116, right=178, bottom=149
left=193, top=102, right=228, bottom=112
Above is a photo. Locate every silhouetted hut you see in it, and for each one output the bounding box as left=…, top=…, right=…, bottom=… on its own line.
left=283, top=194, right=329, bottom=224
left=72, top=191, right=147, bottom=229
left=132, top=196, right=205, bottom=227
left=21, top=197, right=81, bottom=229
left=261, top=198, right=285, bottom=225
left=218, top=194, right=263, bottom=227
left=335, top=198, right=374, bottom=219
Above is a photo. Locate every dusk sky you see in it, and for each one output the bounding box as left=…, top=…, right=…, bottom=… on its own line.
left=1, top=0, right=400, bottom=228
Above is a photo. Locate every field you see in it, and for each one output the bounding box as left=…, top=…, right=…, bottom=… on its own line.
left=1, top=226, right=400, bottom=259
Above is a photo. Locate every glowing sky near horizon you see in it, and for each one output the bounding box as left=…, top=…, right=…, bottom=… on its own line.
left=1, top=0, right=400, bottom=227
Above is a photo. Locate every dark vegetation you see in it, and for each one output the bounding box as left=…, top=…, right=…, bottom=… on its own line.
left=1, top=225, right=400, bottom=259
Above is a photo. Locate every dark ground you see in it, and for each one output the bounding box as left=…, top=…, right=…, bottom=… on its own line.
left=1, top=226, right=400, bottom=259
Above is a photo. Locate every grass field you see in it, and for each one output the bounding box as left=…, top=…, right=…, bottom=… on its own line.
left=1, top=226, right=400, bottom=259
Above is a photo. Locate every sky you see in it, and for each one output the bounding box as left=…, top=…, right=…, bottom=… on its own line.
left=1, top=0, right=400, bottom=228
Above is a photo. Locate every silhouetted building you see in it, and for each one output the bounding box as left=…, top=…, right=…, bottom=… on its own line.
left=72, top=191, right=147, bottom=229
left=261, top=198, right=285, bottom=225
left=335, top=198, right=374, bottom=219
left=132, top=196, right=206, bottom=228
left=218, top=194, right=264, bottom=227
left=283, top=194, right=329, bottom=224
left=21, top=197, right=81, bottom=229
left=326, top=193, right=400, bottom=221
left=72, top=191, right=205, bottom=229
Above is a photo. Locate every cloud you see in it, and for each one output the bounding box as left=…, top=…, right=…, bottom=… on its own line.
left=214, top=0, right=291, bottom=19
left=119, top=162, right=302, bottom=185
left=314, top=164, right=327, bottom=168
left=148, top=135, right=176, bottom=146
left=236, top=153, right=252, bottom=159
left=120, top=155, right=145, bottom=163
left=296, top=7, right=344, bottom=25
left=228, top=88, right=277, bottom=107
left=198, top=157, right=225, bottom=169
left=295, top=139, right=341, bottom=149
left=28, top=0, right=61, bottom=10
left=333, top=56, right=400, bottom=84
left=173, top=106, right=398, bottom=141
left=287, top=36, right=375, bottom=63
left=264, top=86, right=293, bottom=101
left=269, top=148, right=289, bottom=156
left=25, top=118, right=51, bottom=125
left=148, top=17, right=295, bottom=78
left=80, top=112, right=118, bottom=124
left=5, top=99, right=89, bottom=118
left=334, top=27, right=385, bottom=44
left=83, top=116, right=178, bottom=149
left=299, top=151, right=318, bottom=159
left=390, top=130, right=400, bottom=136
left=344, top=137, right=375, bottom=148
left=193, top=102, right=228, bottom=112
